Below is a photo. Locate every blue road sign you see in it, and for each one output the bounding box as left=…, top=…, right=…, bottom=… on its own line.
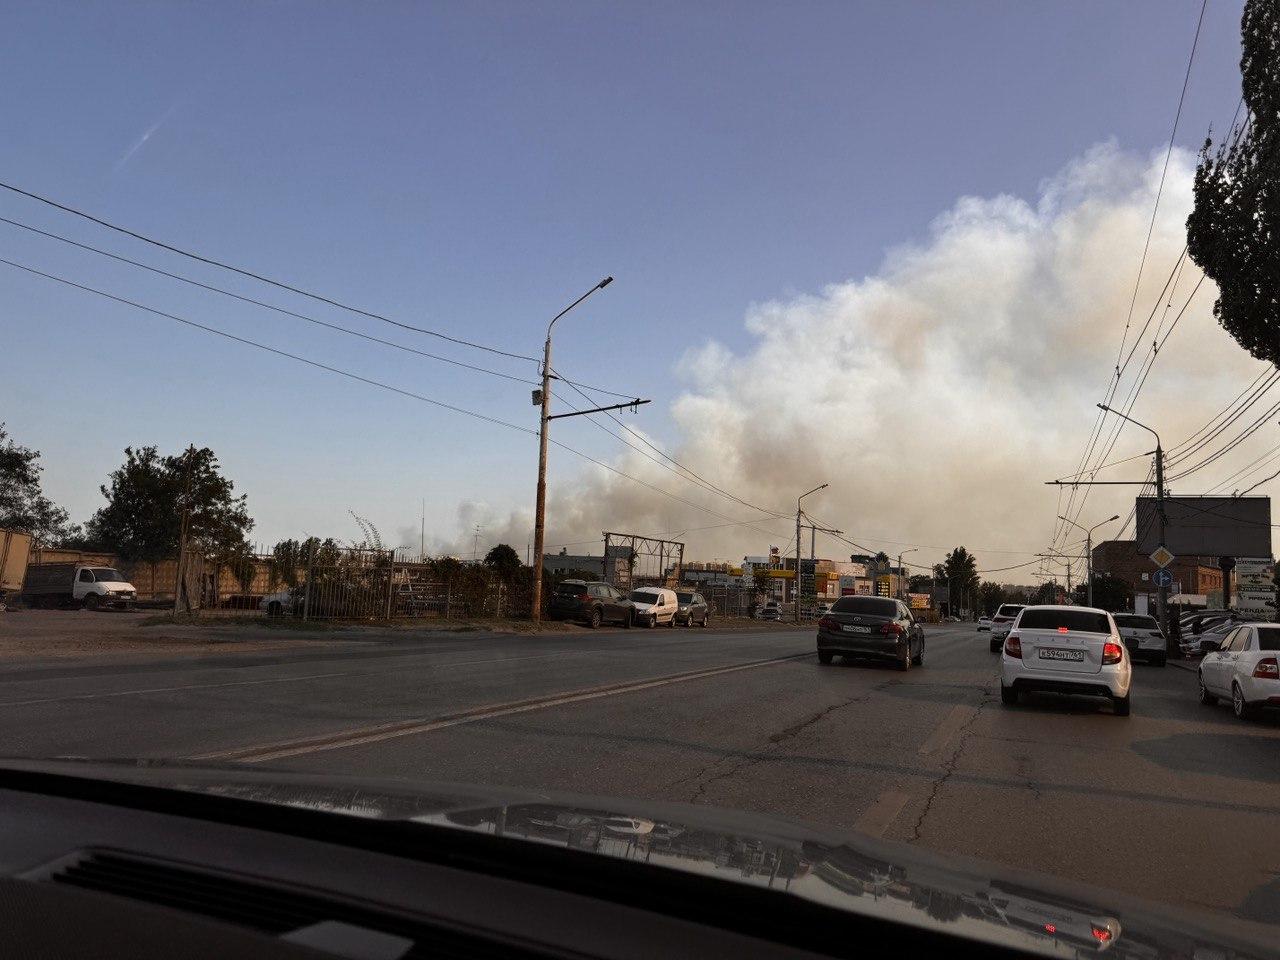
left=1153, top=569, right=1174, bottom=588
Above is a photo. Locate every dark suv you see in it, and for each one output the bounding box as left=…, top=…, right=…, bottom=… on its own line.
left=675, top=591, right=710, bottom=627
left=548, top=580, right=634, bottom=628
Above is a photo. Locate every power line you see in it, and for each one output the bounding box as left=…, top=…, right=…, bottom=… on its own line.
left=0, top=179, right=536, bottom=362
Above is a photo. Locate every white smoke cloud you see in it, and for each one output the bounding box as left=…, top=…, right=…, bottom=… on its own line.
left=432, top=142, right=1267, bottom=572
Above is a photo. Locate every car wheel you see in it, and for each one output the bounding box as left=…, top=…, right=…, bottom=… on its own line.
left=649, top=615, right=657, bottom=628
left=1000, top=684, right=1018, bottom=705
left=589, top=607, right=602, bottom=629
left=621, top=610, right=632, bottom=629
left=84, top=593, right=100, bottom=611
left=701, top=614, right=709, bottom=628
left=818, top=651, right=833, bottom=665
left=1112, top=693, right=1131, bottom=717
left=897, top=643, right=911, bottom=672
left=912, top=640, right=924, bottom=666
left=667, top=615, right=675, bottom=628
left=1231, top=683, right=1255, bottom=721
left=1198, top=674, right=1217, bottom=705
left=990, top=639, right=1000, bottom=653
left=268, top=601, right=282, bottom=618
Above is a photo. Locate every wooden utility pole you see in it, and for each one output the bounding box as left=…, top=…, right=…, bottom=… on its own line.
left=172, top=446, right=195, bottom=615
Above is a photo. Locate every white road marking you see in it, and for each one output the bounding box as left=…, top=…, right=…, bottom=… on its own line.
left=191, top=652, right=813, bottom=763
left=854, top=791, right=910, bottom=837
left=0, top=671, right=355, bottom=708
left=918, top=704, right=978, bottom=755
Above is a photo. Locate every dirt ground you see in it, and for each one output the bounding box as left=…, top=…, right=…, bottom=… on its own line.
left=0, top=609, right=806, bottom=660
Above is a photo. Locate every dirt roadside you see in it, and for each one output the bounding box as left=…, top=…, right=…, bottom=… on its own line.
left=0, top=610, right=811, bottom=660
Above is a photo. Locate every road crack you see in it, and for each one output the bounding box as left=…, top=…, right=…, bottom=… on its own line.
left=908, top=685, right=994, bottom=843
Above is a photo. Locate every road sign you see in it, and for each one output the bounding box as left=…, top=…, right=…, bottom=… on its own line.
left=1153, top=569, right=1174, bottom=588
left=1149, top=546, right=1175, bottom=568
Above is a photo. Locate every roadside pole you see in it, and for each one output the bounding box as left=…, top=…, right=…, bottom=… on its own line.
left=794, top=484, right=828, bottom=623
left=172, top=446, right=194, bottom=615
left=1155, top=441, right=1169, bottom=639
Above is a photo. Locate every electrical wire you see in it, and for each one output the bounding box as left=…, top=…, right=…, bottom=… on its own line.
left=0, top=179, right=537, bottom=362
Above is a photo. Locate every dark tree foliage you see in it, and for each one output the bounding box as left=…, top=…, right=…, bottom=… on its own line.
left=483, top=543, right=523, bottom=580
left=1186, top=0, right=1280, bottom=363
left=0, top=424, right=78, bottom=544
left=1071, top=574, right=1132, bottom=612
left=942, top=547, right=980, bottom=602
left=85, top=446, right=253, bottom=562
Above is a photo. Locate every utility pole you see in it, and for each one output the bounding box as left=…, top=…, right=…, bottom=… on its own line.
left=1057, top=513, right=1119, bottom=607
left=420, top=499, right=425, bottom=560
left=172, top=446, right=195, bottom=615
left=795, top=484, right=828, bottom=622
left=530, top=278, right=651, bottom=621
left=897, top=548, right=918, bottom=600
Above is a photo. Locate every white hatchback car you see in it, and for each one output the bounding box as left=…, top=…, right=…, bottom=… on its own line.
left=1000, top=605, right=1132, bottom=716
left=1111, top=613, right=1167, bottom=667
left=989, top=604, right=1025, bottom=651
left=1197, top=622, right=1280, bottom=721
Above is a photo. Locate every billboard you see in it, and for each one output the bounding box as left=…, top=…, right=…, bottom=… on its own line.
left=1233, top=557, right=1274, bottom=620
left=1134, top=496, right=1271, bottom=557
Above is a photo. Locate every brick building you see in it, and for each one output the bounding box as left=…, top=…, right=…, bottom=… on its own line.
left=1092, top=540, right=1223, bottom=599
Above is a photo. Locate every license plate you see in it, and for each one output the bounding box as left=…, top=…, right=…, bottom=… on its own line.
left=1039, top=648, right=1084, bottom=662
left=842, top=624, right=871, bottom=634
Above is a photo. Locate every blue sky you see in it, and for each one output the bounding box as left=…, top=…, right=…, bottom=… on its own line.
left=0, top=1, right=1249, bottom=560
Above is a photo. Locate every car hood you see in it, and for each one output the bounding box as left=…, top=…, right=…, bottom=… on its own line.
left=0, top=759, right=1272, bottom=960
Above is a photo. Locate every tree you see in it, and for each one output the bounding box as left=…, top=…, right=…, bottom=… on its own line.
left=908, top=574, right=933, bottom=592
left=1033, top=582, right=1060, bottom=605
left=85, top=445, right=253, bottom=561
left=1186, top=0, right=1280, bottom=364
left=978, top=581, right=1005, bottom=615
left=484, top=543, right=523, bottom=580
left=0, top=424, right=79, bottom=544
left=942, top=547, right=979, bottom=608
left=1073, top=574, right=1132, bottom=612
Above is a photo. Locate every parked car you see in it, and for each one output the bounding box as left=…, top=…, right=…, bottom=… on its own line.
left=549, top=580, right=634, bottom=628
left=1197, top=622, right=1280, bottom=720
left=815, top=602, right=832, bottom=617
left=977, top=616, right=992, bottom=632
left=1112, top=613, right=1167, bottom=667
left=675, top=591, right=710, bottom=627
left=1181, top=617, right=1241, bottom=657
left=758, top=599, right=782, bottom=621
left=259, top=587, right=300, bottom=617
left=989, top=604, right=1025, bottom=651
left=1180, top=609, right=1232, bottom=635
left=999, top=605, right=1131, bottom=716
left=21, top=562, right=137, bottom=610
left=629, top=587, right=678, bottom=628
left=816, top=596, right=924, bottom=671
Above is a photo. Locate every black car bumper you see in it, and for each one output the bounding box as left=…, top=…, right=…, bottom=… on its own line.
left=816, top=629, right=904, bottom=659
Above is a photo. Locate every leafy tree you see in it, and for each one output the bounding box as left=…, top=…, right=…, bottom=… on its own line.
left=1072, top=574, right=1132, bottom=612
left=978, top=581, right=1005, bottom=615
left=942, top=547, right=979, bottom=606
left=0, top=424, right=79, bottom=544
left=752, top=568, right=774, bottom=597
left=1186, top=0, right=1280, bottom=364
left=908, top=574, right=933, bottom=592
left=85, top=445, right=253, bottom=561
left=484, top=543, right=523, bottom=580
left=1033, top=582, right=1060, bottom=605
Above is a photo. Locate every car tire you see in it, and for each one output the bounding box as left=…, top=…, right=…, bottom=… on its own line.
left=649, top=615, right=657, bottom=628
left=1198, top=674, right=1217, bottom=705
left=621, top=610, right=632, bottom=629
left=912, top=642, right=924, bottom=666
left=589, top=608, right=602, bottom=629
left=1112, top=692, right=1131, bottom=717
left=667, top=615, right=675, bottom=628
left=897, top=643, right=912, bottom=672
left=84, top=594, right=100, bottom=611
left=701, top=614, right=709, bottom=628
left=990, top=639, right=1000, bottom=653
left=1231, top=683, right=1255, bottom=721
left=1000, top=684, right=1018, bottom=705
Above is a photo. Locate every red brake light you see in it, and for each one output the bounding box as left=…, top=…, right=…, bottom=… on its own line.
left=577, top=593, right=590, bottom=602
left=1091, top=925, right=1113, bottom=943
left=818, top=616, right=837, bottom=631
left=1102, top=642, right=1123, bottom=664
left=1043, top=923, right=1056, bottom=935
left=879, top=622, right=905, bottom=635
left=1057, top=626, right=1069, bottom=633
left=1253, top=657, right=1279, bottom=679
left=1004, top=634, right=1022, bottom=658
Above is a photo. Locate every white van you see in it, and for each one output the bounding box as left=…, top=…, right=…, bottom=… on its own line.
left=629, top=587, right=678, bottom=628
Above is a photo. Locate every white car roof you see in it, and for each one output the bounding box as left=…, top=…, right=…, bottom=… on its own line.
left=1018, top=604, right=1108, bottom=614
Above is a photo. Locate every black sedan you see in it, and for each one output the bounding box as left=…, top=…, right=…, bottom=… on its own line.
left=548, top=580, right=634, bottom=628
left=816, top=596, right=924, bottom=670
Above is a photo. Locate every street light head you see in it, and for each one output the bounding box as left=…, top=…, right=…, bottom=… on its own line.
left=819, top=483, right=829, bottom=490
left=1108, top=514, right=1120, bottom=522
left=1096, top=403, right=1110, bottom=412
left=598, top=276, right=614, bottom=289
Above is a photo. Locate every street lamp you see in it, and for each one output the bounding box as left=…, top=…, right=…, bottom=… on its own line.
left=795, top=484, right=828, bottom=623
left=897, top=548, right=918, bottom=600
left=1057, top=514, right=1120, bottom=607
left=530, top=277, right=614, bottom=621
left=1096, top=403, right=1168, bottom=634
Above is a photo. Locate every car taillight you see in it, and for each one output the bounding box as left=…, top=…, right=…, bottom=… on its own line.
left=818, top=616, right=837, bottom=631
left=879, top=622, right=905, bottom=636
left=1004, top=634, right=1021, bottom=658
left=1091, top=924, right=1113, bottom=943
left=577, top=593, right=590, bottom=602
left=1102, top=642, right=1123, bottom=664
left=1253, top=657, right=1279, bottom=679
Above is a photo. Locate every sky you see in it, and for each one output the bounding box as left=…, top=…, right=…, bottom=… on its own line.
left=0, top=0, right=1261, bottom=577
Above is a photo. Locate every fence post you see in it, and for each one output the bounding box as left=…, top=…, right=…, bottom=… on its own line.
left=385, top=550, right=394, bottom=620
left=303, top=542, right=314, bottom=621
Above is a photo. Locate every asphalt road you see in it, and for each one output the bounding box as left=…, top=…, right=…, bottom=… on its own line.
left=1, top=621, right=1277, bottom=928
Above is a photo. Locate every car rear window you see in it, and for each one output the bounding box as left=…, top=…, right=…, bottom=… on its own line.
left=996, top=605, right=1024, bottom=617
left=1113, top=615, right=1159, bottom=629
left=554, top=583, right=585, bottom=596
left=831, top=597, right=898, bottom=617
left=1017, top=609, right=1112, bottom=634
left=1254, top=627, right=1280, bottom=650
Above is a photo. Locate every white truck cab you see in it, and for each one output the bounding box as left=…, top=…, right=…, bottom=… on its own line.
left=72, top=566, right=138, bottom=609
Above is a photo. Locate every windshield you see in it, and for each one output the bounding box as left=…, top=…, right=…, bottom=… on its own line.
left=2, top=2, right=1276, bottom=951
